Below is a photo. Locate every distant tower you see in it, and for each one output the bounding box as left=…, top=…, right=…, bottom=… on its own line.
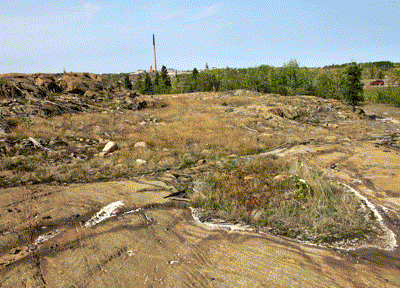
left=153, top=34, right=157, bottom=73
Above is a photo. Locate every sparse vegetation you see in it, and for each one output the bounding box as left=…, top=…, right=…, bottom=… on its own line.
left=0, top=70, right=399, bottom=286
left=364, top=86, right=400, bottom=107
left=190, top=158, right=383, bottom=244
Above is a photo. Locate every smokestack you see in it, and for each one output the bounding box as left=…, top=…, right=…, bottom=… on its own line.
left=153, top=34, right=157, bottom=73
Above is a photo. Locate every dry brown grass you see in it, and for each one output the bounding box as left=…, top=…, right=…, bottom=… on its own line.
left=1, top=92, right=278, bottom=186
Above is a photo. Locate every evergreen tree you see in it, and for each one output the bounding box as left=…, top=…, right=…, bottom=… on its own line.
left=192, top=68, right=199, bottom=79
left=160, top=66, right=171, bottom=87
left=342, top=64, right=363, bottom=109
left=142, top=73, right=153, bottom=95
left=191, top=68, right=199, bottom=91
left=154, top=72, right=160, bottom=86
left=153, top=71, right=161, bottom=94
left=123, top=74, right=132, bottom=90
left=159, top=66, right=171, bottom=93
left=134, top=74, right=143, bottom=92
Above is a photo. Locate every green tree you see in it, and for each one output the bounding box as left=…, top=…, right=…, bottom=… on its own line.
left=315, top=73, right=337, bottom=99
left=342, top=64, right=363, bottom=110
left=192, top=68, right=199, bottom=79
left=123, top=74, right=132, bottom=90
left=155, top=65, right=171, bottom=94
left=142, top=73, right=153, bottom=95
left=197, top=71, right=219, bottom=92
left=389, top=69, right=400, bottom=85
left=134, top=74, right=143, bottom=92
left=154, top=71, right=160, bottom=86
left=160, top=66, right=171, bottom=87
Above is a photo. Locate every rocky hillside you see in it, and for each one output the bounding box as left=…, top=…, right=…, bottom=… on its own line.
left=0, top=73, right=161, bottom=134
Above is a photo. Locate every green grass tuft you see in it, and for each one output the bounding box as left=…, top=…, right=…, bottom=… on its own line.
left=190, top=158, right=382, bottom=244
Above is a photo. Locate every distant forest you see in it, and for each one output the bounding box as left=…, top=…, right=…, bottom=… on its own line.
left=112, top=61, right=400, bottom=106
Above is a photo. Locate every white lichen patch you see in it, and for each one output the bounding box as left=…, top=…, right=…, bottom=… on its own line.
left=35, top=230, right=60, bottom=245
left=339, top=184, right=397, bottom=251
left=190, top=207, right=255, bottom=232
left=84, top=201, right=124, bottom=228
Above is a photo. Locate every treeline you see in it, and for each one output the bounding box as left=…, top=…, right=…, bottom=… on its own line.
left=170, top=60, right=355, bottom=100
left=125, top=66, right=172, bottom=95
left=127, top=60, right=399, bottom=104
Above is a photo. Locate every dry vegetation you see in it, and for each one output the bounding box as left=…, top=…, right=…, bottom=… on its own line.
left=1, top=92, right=277, bottom=187
left=190, top=157, right=383, bottom=244
left=0, top=88, right=389, bottom=247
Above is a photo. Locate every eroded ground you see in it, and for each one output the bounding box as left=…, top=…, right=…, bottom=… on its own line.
left=1, top=77, right=400, bottom=287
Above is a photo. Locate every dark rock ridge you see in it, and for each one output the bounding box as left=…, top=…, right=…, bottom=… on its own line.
left=0, top=73, right=163, bottom=132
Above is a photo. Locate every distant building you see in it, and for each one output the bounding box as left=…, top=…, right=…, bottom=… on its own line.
left=131, top=68, right=193, bottom=77
left=131, top=70, right=146, bottom=75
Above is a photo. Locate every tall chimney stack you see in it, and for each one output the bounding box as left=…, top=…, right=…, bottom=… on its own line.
left=153, top=34, right=157, bottom=73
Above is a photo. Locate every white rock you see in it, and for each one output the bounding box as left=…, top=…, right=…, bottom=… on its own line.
left=100, top=141, right=118, bottom=156
left=134, top=141, right=148, bottom=148
left=84, top=201, right=124, bottom=228
left=136, top=159, right=147, bottom=164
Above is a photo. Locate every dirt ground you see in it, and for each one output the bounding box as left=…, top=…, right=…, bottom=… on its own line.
left=1, top=86, right=400, bottom=287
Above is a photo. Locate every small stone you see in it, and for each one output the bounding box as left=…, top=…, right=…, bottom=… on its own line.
left=273, top=174, right=287, bottom=183
left=134, top=141, right=148, bottom=148
left=136, top=159, right=147, bottom=164
left=100, top=141, right=118, bottom=156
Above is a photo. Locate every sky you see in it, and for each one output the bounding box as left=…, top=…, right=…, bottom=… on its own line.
left=0, top=0, right=399, bottom=74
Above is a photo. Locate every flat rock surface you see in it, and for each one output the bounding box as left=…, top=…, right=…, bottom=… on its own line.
left=0, top=178, right=399, bottom=287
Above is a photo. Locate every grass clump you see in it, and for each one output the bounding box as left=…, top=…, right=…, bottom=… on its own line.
left=190, top=158, right=382, bottom=245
